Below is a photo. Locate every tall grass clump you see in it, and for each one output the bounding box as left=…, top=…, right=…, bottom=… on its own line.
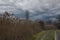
left=0, top=12, right=42, bottom=40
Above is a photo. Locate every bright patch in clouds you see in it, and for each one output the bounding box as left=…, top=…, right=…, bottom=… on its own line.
left=14, top=0, right=60, bottom=10
left=0, top=0, right=60, bottom=10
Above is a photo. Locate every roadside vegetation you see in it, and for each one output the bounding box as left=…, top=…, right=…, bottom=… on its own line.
left=0, top=11, right=60, bottom=40
left=0, top=11, right=44, bottom=40
left=45, top=30, right=54, bottom=40
left=33, top=31, right=46, bottom=40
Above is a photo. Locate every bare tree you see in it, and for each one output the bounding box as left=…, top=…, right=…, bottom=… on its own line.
left=3, top=11, right=10, bottom=17
left=57, top=15, right=60, bottom=21
left=38, top=20, right=45, bottom=30
left=55, top=15, right=60, bottom=29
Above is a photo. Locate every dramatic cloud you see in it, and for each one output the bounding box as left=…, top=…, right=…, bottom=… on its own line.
left=0, top=0, right=60, bottom=20
left=14, top=0, right=60, bottom=11
left=0, top=0, right=60, bottom=10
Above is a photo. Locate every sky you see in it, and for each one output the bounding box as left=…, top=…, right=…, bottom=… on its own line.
left=0, top=0, right=60, bottom=10
left=0, top=0, right=60, bottom=20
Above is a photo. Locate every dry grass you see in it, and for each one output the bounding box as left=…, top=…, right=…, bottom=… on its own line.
left=0, top=16, right=42, bottom=40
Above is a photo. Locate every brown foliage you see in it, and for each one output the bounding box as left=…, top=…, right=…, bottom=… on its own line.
left=0, top=12, right=42, bottom=40
left=44, top=24, right=55, bottom=30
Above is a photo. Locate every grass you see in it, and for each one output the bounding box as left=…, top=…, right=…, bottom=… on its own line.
left=0, top=17, right=42, bottom=40
left=0, top=12, right=56, bottom=40
left=45, top=30, right=54, bottom=40
left=33, top=31, right=46, bottom=40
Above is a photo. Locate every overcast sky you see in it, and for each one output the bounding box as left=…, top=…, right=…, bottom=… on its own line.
left=0, top=0, right=60, bottom=11
left=0, top=0, right=60, bottom=20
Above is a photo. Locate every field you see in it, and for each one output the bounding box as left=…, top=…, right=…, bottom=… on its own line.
left=0, top=12, right=60, bottom=40
left=33, top=31, right=46, bottom=40
left=33, top=30, right=60, bottom=40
